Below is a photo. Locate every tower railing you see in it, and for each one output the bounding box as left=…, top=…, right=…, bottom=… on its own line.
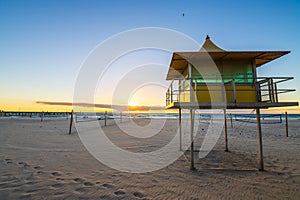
left=257, top=77, right=294, bottom=103
left=166, top=77, right=295, bottom=106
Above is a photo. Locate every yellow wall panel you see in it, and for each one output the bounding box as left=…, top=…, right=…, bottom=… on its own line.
left=186, top=85, right=257, bottom=103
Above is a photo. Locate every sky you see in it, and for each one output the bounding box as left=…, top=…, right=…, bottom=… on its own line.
left=0, top=0, right=300, bottom=112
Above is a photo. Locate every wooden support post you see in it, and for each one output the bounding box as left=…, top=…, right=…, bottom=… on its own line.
left=256, top=108, right=264, bottom=171
left=105, top=111, right=107, bottom=126
left=285, top=112, right=289, bottom=137
left=232, top=79, right=236, bottom=103
left=194, top=79, right=198, bottom=101
left=274, top=83, right=278, bottom=102
left=270, top=78, right=275, bottom=102
left=190, top=109, right=195, bottom=170
left=120, top=112, right=122, bottom=123
left=170, top=83, right=173, bottom=103
left=179, top=108, right=182, bottom=151
left=41, top=111, right=44, bottom=122
left=224, top=109, right=228, bottom=152
left=69, top=110, right=73, bottom=135
left=230, top=113, right=233, bottom=128
left=188, top=63, right=193, bottom=103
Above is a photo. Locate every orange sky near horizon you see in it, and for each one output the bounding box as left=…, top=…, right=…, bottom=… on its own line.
left=1, top=99, right=299, bottom=114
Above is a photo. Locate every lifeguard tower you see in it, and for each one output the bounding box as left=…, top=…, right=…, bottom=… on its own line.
left=165, top=36, right=298, bottom=170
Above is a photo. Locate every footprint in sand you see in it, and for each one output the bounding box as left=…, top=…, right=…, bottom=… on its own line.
left=18, top=162, right=30, bottom=168
left=26, top=189, right=39, bottom=193
left=51, top=183, right=64, bottom=188
left=36, top=171, right=45, bottom=175
left=75, top=187, right=86, bottom=193
left=51, top=172, right=62, bottom=177
left=4, top=158, right=13, bottom=164
left=19, top=194, right=32, bottom=199
left=56, top=177, right=65, bottom=181
left=73, top=178, right=94, bottom=187
left=133, top=192, right=144, bottom=198
left=54, top=191, right=65, bottom=196
left=114, top=190, right=126, bottom=195
left=25, top=181, right=37, bottom=185
left=0, top=182, right=22, bottom=189
left=73, top=178, right=84, bottom=184
left=91, top=171, right=102, bottom=176
left=33, top=166, right=41, bottom=170
left=152, top=179, right=158, bottom=183
left=98, top=195, right=112, bottom=199
left=282, top=166, right=288, bottom=171
left=102, top=183, right=113, bottom=189
left=83, top=182, right=94, bottom=187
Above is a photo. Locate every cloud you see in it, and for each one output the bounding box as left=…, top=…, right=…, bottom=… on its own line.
left=36, top=101, right=165, bottom=111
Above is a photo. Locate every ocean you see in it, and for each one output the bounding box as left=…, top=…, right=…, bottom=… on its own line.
left=1, top=111, right=300, bottom=121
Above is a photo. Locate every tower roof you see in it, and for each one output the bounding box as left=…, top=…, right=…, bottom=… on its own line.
left=166, top=36, right=290, bottom=80
left=199, top=35, right=226, bottom=52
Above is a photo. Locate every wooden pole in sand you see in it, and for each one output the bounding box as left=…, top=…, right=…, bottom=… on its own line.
left=69, top=110, right=74, bottom=135
left=120, top=112, right=122, bottom=123
left=105, top=111, right=107, bottom=126
left=230, top=113, right=233, bottom=128
left=41, top=111, right=44, bottom=122
left=224, top=109, right=229, bottom=152
left=190, top=109, right=195, bottom=170
left=179, top=108, right=182, bottom=151
left=256, top=108, right=264, bottom=171
left=285, top=112, right=289, bottom=137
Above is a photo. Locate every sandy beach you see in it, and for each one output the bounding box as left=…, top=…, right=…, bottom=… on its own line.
left=0, top=117, right=299, bottom=199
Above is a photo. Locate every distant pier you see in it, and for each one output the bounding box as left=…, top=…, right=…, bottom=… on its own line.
left=0, top=111, right=70, bottom=118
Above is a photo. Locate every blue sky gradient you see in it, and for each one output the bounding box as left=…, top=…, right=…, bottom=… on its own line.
left=0, top=0, right=299, bottom=111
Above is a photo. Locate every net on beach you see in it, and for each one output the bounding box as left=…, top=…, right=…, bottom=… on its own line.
left=234, top=113, right=283, bottom=124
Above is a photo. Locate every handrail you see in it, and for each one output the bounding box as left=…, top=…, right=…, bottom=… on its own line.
left=166, top=76, right=296, bottom=106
